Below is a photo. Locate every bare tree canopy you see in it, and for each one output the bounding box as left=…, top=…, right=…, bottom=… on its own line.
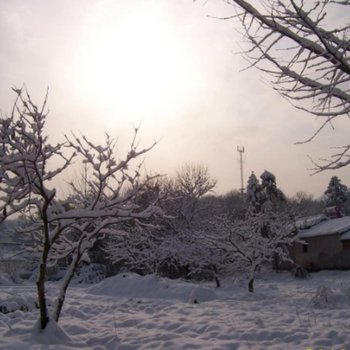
left=204, top=0, right=350, bottom=171
left=174, top=163, right=217, bottom=198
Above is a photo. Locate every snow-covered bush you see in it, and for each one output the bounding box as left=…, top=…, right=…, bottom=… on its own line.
left=104, top=164, right=218, bottom=280
left=0, top=261, right=22, bottom=283
left=73, top=264, right=107, bottom=284
left=310, top=286, right=335, bottom=309
left=0, top=293, right=38, bottom=314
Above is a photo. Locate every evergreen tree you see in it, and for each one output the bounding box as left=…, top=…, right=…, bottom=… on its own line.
left=260, top=170, right=285, bottom=205
left=247, top=170, right=285, bottom=210
left=324, top=176, right=348, bottom=207
left=246, top=172, right=263, bottom=210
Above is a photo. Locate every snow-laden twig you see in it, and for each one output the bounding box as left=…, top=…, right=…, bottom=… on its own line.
left=0, top=88, right=161, bottom=329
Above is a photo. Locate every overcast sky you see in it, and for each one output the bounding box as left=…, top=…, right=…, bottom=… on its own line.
left=0, top=0, right=349, bottom=198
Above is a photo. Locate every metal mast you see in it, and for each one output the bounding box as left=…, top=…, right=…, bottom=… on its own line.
left=237, top=145, right=245, bottom=193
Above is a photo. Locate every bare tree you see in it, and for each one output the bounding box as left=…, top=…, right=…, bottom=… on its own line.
left=170, top=163, right=217, bottom=228
left=174, top=163, right=217, bottom=198
left=204, top=0, right=350, bottom=171
left=289, top=191, right=323, bottom=217
left=0, top=89, right=161, bottom=329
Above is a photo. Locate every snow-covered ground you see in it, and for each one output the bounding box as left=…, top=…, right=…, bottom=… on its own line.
left=1, top=271, right=350, bottom=349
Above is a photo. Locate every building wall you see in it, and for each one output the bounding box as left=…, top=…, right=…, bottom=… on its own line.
left=342, top=240, right=350, bottom=251
left=294, top=234, right=350, bottom=269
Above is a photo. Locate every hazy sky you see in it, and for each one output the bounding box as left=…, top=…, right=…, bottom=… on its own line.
left=0, top=0, right=349, bottom=198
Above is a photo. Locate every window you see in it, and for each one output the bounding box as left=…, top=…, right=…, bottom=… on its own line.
left=342, top=240, right=350, bottom=251
left=302, top=244, right=308, bottom=253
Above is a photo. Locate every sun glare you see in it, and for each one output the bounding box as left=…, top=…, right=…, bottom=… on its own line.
left=77, top=7, right=200, bottom=121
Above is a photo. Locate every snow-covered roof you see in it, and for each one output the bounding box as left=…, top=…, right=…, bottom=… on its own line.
left=295, top=214, right=327, bottom=230
left=340, top=231, right=350, bottom=241
left=298, top=216, right=350, bottom=239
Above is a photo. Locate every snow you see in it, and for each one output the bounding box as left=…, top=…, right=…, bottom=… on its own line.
left=88, top=273, right=218, bottom=303
left=296, top=214, right=327, bottom=230
left=1, top=271, right=350, bottom=349
left=298, top=216, right=350, bottom=239
left=340, top=231, right=350, bottom=241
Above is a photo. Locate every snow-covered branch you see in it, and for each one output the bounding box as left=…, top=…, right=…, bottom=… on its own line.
left=206, top=206, right=296, bottom=292
left=0, top=88, right=161, bottom=329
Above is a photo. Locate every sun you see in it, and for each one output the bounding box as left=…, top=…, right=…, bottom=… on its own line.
left=76, top=6, right=200, bottom=121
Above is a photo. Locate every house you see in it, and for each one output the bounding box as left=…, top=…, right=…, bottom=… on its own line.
left=294, top=215, right=350, bottom=270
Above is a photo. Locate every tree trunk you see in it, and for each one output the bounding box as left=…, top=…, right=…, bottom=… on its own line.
left=212, top=265, right=220, bottom=288
left=52, top=249, right=82, bottom=323
left=36, top=226, right=50, bottom=330
left=248, top=278, right=254, bottom=293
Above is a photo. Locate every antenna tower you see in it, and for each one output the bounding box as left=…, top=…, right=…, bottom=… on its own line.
left=237, top=145, right=245, bottom=193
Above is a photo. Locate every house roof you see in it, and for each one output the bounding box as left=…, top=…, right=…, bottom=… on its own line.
left=296, top=214, right=327, bottom=230
left=298, top=216, right=350, bottom=239
left=340, top=231, right=350, bottom=241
